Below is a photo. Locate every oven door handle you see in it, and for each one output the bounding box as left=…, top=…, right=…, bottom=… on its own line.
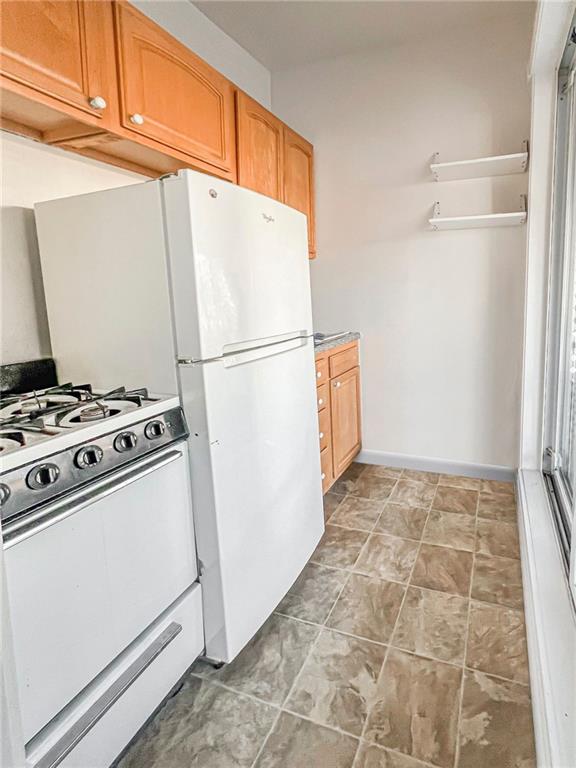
left=31, top=621, right=183, bottom=768
left=2, top=448, right=185, bottom=548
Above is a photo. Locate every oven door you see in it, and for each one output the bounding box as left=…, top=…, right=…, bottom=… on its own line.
left=3, top=442, right=197, bottom=744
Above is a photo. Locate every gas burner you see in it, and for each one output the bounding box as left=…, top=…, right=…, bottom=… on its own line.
left=0, top=431, right=25, bottom=454
left=57, top=399, right=139, bottom=428
left=0, top=394, right=79, bottom=421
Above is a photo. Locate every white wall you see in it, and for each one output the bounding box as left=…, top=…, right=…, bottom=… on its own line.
left=0, top=134, right=144, bottom=365
left=133, top=0, right=271, bottom=106
left=0, top=0, right=271, bottom=366
left=273, top=12, right=533, bottom=470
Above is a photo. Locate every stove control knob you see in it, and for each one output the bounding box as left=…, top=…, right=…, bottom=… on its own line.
left=75, top=445, right=104, bottom=469
left=114, top=431, right=137, bottom=452
left=144, top=420, right=165, bottom=440
left=27, top=463, right=60, bottom=490
left=0, top=483, right=11, bottom=507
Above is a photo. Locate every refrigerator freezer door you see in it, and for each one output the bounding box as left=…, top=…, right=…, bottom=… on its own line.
left=163, top=171, right=313, bottom=362
left=179, top=337, right=324, bottom=662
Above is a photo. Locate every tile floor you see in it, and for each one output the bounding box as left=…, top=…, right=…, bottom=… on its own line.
left=117, top=463, right=536, bottom=768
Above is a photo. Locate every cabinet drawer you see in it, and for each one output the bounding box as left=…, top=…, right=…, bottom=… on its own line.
left=318, top=407, right=330, bottom=452
left=329, top=344, right=359, bottom=379
left=320, top=446, right=332, bottom=494
left=315, top=356, right=329, bottom=385
left=316, top=382, right=328, bottom=412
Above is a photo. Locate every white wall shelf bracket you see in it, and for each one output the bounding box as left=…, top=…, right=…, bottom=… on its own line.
left=431, top=141, right=529, bottom=181
left=429, top=195, right=528, bottom=231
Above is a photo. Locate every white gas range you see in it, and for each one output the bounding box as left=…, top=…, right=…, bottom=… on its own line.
left=0, top=383, right=204, bottom=768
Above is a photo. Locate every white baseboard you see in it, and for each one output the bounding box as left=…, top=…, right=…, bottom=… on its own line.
left=516, top=470, right=576, bottom=768
left=356, top=449, right=515, bottom=481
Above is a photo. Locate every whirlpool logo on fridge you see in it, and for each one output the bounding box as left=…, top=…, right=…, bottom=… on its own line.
left=262, top=213, right=275, bottom=223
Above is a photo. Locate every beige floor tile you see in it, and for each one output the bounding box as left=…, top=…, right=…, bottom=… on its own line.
left=355, top=743, right=431, bottom=767
left=401, top=469, right=440, bottom=485
left=327, top=573, right=405, bottom=643
left=458, top=670, right=536, bottom=768
left=466, top=601, right=529, bottom=684
left=286, top=629, right=386, bottom=735
left=324, top=492, right=346, bottom=523
left=411, top=543, right=473, bottom=597
left=471, top=554, right=524, bottom=609
left=354, top=533, right=419, bottom=583
left=374, top=503, right=428, bottom=541
left=475, top=518, right=520, bottom=559
left=349, top=475, right=398, bottom=501
left=254, top=712, right=358, bottom=768
left=277, top=562, right=348, bottom=624
left=364, top=648, right=462, bottom=768
left=117, top=677, right=276, bottom=768
left=363, top=465, right=404, bottom=480
left=329, top=496, right=384, bottom=531
left=432, top=486, right=477, bottom=516
left=311, top=524, right=369, bottom=569
left=331, top=462, right=368, bottom=495
left=392, top=586, right=468, bottom=664
left=438, top=474, right=482, bottom=491
left=477, top=491, right=516, bottom=522
left=194, top=614, right=318, bottom=705
left=388, top=480, right=436, bottom=508
left=480, top=479, right=515, bottom=496
left=423, top=509, right=476, bottom=551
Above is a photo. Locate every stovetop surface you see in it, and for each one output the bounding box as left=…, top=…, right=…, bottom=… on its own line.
left=0, top=384, right=180, bottom=471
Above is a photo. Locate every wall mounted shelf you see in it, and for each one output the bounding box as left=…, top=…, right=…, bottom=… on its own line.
left=431, top=142, right=529, bottom=181
left=429, top=197, right=527, bottom=230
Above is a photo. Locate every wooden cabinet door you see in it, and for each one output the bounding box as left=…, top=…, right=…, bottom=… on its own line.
left=0, top=1, right=117, bottom=128
left=283, top=126, right=316, bottom=259
left=331, top=367, right=361, bottom=477
left=236, top=92, right=283, bottom=200
left=114, top=2, right=236, bottom=178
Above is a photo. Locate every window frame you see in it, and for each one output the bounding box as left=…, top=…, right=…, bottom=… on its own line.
left=543, top=26, right=576, bottom=600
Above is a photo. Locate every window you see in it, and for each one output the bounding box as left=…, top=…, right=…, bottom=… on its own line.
left=544, top=22, right=576, bottom=597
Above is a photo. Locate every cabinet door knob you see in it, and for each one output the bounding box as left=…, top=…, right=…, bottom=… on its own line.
left=89, top=95, right=107, bottom=110
left=319, top=432, right=324, bottom=439
left=318, top=398, right=323, bottom=405
left=130, top=113, right=145, bottom=125
left=334, top=381, right=341, bottom=388
left=316, top=371, right=322, bottom=378
left=321, top=473, right=326, bottom=480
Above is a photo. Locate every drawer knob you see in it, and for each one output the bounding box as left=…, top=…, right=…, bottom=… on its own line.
left=318, top=398, right=324, bottom=405
left=321, top=473, right=326, bottom=480
left=316, top=371, right=322, bottom=378
left=319, top=432, right=324, bottom=439
left=130, top=113, right=145, bottom=125
left=89, top=95, right=107, bottom=110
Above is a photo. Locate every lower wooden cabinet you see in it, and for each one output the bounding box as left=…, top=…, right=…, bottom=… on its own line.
left=331, top=366, right=362, bottom=477
left=315, top=341, right=361, bottom=493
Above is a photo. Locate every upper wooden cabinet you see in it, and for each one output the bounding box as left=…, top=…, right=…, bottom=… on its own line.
left=0, top=0, right=118, bottom=133
left=236, top=92, right=283, bottom=200
left=114, top=2, right=236, bottom=180
left=0, top=1, right=315, bottom=236
left=283, top=127, right=316, bottom=259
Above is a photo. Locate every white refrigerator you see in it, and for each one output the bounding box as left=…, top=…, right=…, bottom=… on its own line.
left=35, top=170, right=324, bottom=663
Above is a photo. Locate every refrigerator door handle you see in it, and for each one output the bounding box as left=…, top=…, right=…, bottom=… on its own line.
left=223, top=336, right=309, bottom=368
left=222, top=331, right=310, bottom=357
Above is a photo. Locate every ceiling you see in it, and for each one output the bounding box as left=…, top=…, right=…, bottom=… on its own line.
left=193, top=1, right=534, bottom=72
